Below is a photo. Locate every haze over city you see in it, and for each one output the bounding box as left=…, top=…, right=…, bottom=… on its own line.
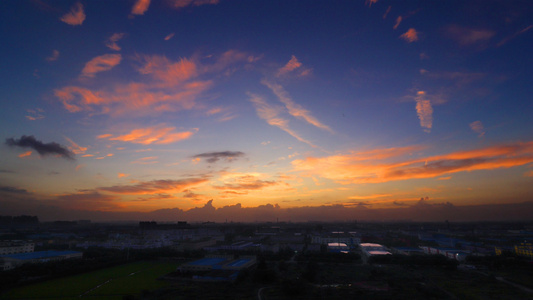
left=1, top=0, right=532, bottom=222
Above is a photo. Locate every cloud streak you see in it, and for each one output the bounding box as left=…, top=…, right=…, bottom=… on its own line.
left=105, top=33, right=125, bottom=51
left=98, top=178, right=208, bottom=195
left=292, top=141, right=533, bottom=184
left=131, top=0, right=151, bottom=15
left=400, top=28, right=419, bottom=42
left=415, top=91, right=433, bottom=133
left=193, top=151, right=245, bottom=163
left=6, top=135, right=74, bottom=160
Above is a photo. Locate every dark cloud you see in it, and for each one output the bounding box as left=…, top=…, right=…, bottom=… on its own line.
left=98, top=178, right=208, bottom=194
left=6, top=135, right=74, bottom=160
left=0, top=186, right=29, bottom=194
left=193, top=151, right=245, bottom=163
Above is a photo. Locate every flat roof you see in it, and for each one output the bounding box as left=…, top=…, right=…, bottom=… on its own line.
left=188, top=257, right=227, bottom=266
left=1, top=250, right=81, bottom=260
left=226, top=258, right=251, bottom=267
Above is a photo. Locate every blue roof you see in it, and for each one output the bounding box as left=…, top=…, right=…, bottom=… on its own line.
left=188, top=257, right=227, bottom=266
left=1, top=250, right=81, bottom=260
left=226, top=259, right=251, bottom=267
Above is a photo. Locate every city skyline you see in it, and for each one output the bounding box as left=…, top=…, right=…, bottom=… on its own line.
left=1, top=0, right=532, bottom=221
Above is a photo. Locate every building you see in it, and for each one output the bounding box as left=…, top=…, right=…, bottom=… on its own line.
left=178, top=255, right=256, bottom=282
left=515, top=241, right=533, bottom=259
left=360, top=243, right=391, bottom=257
left=328, top=242, right=349, bottom=253
left=0, top=241, right=34, bottom=255
left=1, top=250, right=82, bottom=270
left=312, top=232, right=361, bottom=246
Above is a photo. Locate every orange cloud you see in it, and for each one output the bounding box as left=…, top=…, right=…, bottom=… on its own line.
left=415, top=91, right=433, bottom=133
left=105, top=33, right=125, bottom=51
left=18, top=151, right=32, bottom=158
left=81, top=54, right=122, bottom=78
left=64, top=137, right=87, bottom=154
left=365, top=0, right=378, bottom=8
left=131, top=0, right=151, bottom=15
left=118, top=173, right=130, bottom=178
left=277, top=55, right=302, bottom=76
left=60, top=2, right=85, bottom=26
left=262, top=80, right=333, bottom=133
left=393, top=16, right=402, bottom=30
left=99, top=126, right=197, bottom=145
left=170, top=0, right=219, bottom=9
left=292, top=142, right=533, bottom=184
left=164, top=33, right=175, bottom=41
left=400, top=28, right=419, bottom=42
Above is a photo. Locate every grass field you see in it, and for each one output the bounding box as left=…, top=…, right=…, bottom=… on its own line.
left=1, top=260, right=179, bottom=300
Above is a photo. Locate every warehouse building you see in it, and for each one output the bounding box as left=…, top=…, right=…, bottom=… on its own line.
left=1, top=250, right=82, bottom=270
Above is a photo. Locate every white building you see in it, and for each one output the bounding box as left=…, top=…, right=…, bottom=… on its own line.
left=0, top=241, right=34, bottom=255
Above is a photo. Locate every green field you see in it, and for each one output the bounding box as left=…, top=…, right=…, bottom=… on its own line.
left=1, top=260, right=179, bottom=300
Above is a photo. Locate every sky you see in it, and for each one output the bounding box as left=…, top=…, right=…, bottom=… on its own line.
left=1, top=0, right=533, bottom=222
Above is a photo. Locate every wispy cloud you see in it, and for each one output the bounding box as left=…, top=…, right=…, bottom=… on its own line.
left=81, top=54, right=122, bottom=78
left=25, top=108, right=45, bottom=121
left=262, top=80, right=333, bottom=133
left=214, top=174, right=278, bottom=195
left=18, top=151, right=32, bottom=158
left=131, top=0, right=151, bottom=15
left=170, top=0, right=219, bottom=9
left=446, top=25, right=495, bottom=46
left=415, top=91, right=433, bottom=133
left=292, top=141, right=533, bottom=184
left=105, top=33, right=125, bottom=51
left=497, top=25, right=533, bottom=47
left=393, top=16, right=402, bottom=30
left=164, top=33, right=175, bottom=41
left=193, top=151, right=245, bottom=163
left=98, top=126, right=197, bottom=145
left=64, top=137, right=87, bottom=154
left=248, top=93, right=317, bottom=148
left=470, top=120, right=485, bottom=137
left=6, top=135, right=74, bottom=160
left=383, top=6, right=391, bottom=19
left=276, top=55, right=311, bottom=77
left=365, top=0, right=378, bottom=8
left=46, top=50, right=59, bottom=61
left=60, top=2, right=85, bottom=26
left=400, top=28, right=419, bottom=42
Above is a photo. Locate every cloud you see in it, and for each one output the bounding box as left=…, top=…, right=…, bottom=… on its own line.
left=164, top=33, right=175, bottom=41
left=415, top=91, right=433, bottom=133
left=214, top=174, right=278, bottom=195
left=262, top=80, right=333, bottom=133
left=26, top=108, right=45, bottom=120
left=131, top=0, right=151, bottom=15
left=55, top=51, right=251, bottom=116
left=60, top=2, right=85, bottom=26
left=18, top=151, right=32, bottom=158
left=277, top=55, right=302, bottom=76
left=98, top=178, right=208, bottom=195
left=6, top=135, right=75, bottom=160
left=170, top=0, right=219, bottom=9
left=365, top=0, right=378, bottom=8
left=0, top=186, right=29, bottom=194
left=193, top=151, right=245, bottom=163
left=393, top=16, right=402, bottom=30
left=497, top=25, right=533, bottom=47
left=446, top=25, right=495, bottom=46
left=400, top=28, right=419, bottom=42
left=55, top=191, right=121, bottom=211
left=292, top=141, right=533, bottom=184
left=248, top=93, right=318, bottom=148
left=81, top=54, right=122, bottom=78
left=98, top=126, right=197, bottom=145
left=105, top=33, right=125, bottom=51
left=470, top=121, right=485, bottom=137
left=64, top=137, right=87, bottom=154
left=118, top=173, right=129, bottom=178
left=383, top=6, right=391, bottom=19
left=46, top=50, right=59, bottom=61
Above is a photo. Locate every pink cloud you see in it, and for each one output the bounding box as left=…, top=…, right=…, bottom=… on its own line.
left=46, top=50, right=59, bottom=62
left=469, top=120, right=485, bottom=137
left=105, top=33, right=125, bottom=51
left=446, top=25, right=495, bottom=46
left=415, top=91, right=433, bottom=133
left=164, top=33, right=175, bottom=41
left=81, top=54, right=122, bottom=78
left=277, top=55, right=302, bottom=76
left=393, top=16, right=402, bottom=30
left=131, top=0, right=151, bottom=15
left=60, top=2, right=85, bottom=26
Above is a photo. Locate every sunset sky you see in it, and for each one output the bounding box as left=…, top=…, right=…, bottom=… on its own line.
left=1, top=0, right=532, bottom=222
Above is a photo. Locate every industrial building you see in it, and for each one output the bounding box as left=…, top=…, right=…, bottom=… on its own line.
left=0, top=241, right=34, bottom=255
left=178, top=255, right=256, bottom=282
left=359, top=243, right=391, bottom=257
left=1, top=250, right=82, bottom=270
